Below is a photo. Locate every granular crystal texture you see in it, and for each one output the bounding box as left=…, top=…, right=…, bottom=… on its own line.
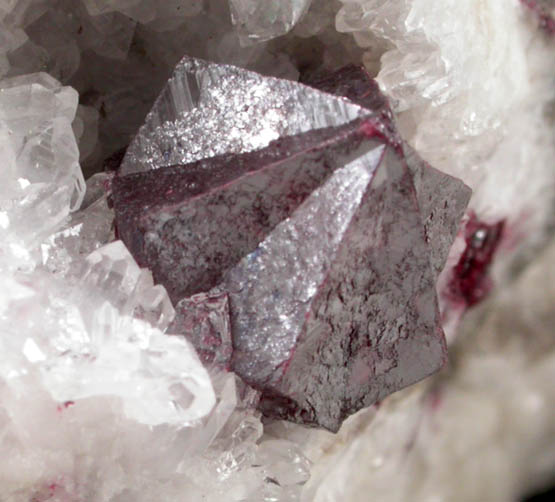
left=226, top=145, right=445, bottom=431
left=114, top=59, right=471, bottom=430
left=120, top=56, right=371, bottom=175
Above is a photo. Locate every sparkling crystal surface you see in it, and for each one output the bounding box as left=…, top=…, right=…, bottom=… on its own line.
left=0, top=53, right=313, bottom=502
left=0, top=0, right=554, bottom=500
left=114, top=60, right=471, bottom=431
left=120, top=56, right=370, bottom=175
left=114, top=120, right=381, bottom=303
left=227, top=145, right=446, bottom=431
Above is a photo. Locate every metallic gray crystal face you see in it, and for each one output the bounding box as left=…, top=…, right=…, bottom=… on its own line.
left=403, top=144, right=471, bottom=277
left=114, top=58, right=471, bottom=431
left=224, top=145, right=387, bottom=390
left=306, top=65, right=472, bottom=277
left=120, top=57, right=371, bottom=175
left=113, top=121, right=383, bottom=303
left=226, top=146, right=449, bottom=431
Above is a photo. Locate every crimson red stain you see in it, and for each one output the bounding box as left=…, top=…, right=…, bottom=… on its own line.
left=449, top=214, right=505, bottom=307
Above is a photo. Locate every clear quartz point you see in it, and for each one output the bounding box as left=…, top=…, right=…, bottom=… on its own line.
left=228, top=0, right=313, bottom=44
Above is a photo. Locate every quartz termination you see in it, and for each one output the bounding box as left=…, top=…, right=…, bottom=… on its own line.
left=113, top=58, right=471, bottom=431
left=168, top=292, right=233, bottom=370
left=229, top=0, right=313, bottom=44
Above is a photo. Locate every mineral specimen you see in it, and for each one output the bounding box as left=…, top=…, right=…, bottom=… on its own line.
left=119, top=56, right=370, bottom=175
left=306, top=65, right=472, bottom=277
left=337, top=0, right=555, bottom=262
left=227, top=143, right=447, bottom=431
left=4, top=238, right=214, bottom=427
left=113, top=57, right=471, bottom=430
left=1, top=0, right=554, bottom=499
left=0, top=65, right=309, bottom=493
left=0, top=72, right=85, bottom=249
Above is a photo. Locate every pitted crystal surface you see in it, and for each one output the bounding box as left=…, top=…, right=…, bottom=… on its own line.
left=226, top=146, right=448, bottom=431
left=114, top=57, right=471, bottom=430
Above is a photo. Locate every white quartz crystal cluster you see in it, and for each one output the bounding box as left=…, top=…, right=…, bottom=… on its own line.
left=0, top=72, right=310, bottom=500
left=0, top=0, right=554, bottom=501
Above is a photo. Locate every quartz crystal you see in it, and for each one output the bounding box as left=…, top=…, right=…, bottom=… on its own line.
left=41, top=172, right=115, bottom=275
left=229, top=0, right=312, bottom=44
left=1, top=238, right=214, bottom=427
left=114, top=57, right=471, bottom=431
left=0, top=72, right=85, bottom=249
left=169, top=292, right=233, bottom=370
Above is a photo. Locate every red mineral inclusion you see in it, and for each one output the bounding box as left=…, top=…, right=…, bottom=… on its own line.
left=56, top=400, right=75, bottom=413
left=521, top=0, right=555, bottom=35
left=31, top=482, right=61, bottom=502
left=449, top=214, right=505, bottom=307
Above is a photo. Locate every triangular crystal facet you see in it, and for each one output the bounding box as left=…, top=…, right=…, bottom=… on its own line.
left=113, top=57, right=471, bottom=430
